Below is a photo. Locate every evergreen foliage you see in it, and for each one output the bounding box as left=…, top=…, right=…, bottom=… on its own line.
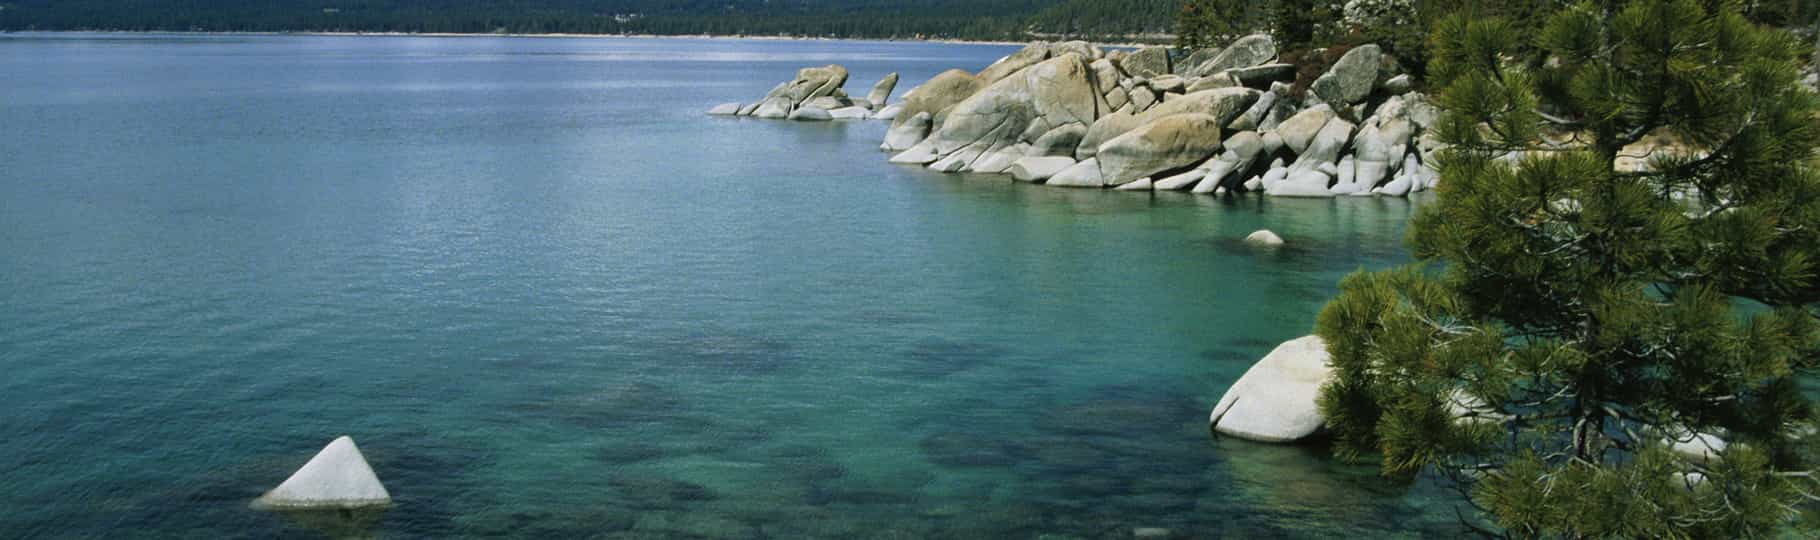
left=1173, top=0, right=1270, bottom=51
left=1316, top=0, right=1820, bottom=535
left=0, top=0, right=1176, bottom=42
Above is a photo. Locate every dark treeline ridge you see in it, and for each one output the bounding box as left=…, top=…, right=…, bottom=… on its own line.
left=0, top=0, right=1179, bottom=42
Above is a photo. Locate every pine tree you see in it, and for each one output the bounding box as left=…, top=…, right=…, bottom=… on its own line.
left=1273, top=0, right=1326, bottom=48
left=1175, top=0, right=1270, bottom=52
left=1316, top=0, right=1820, bottom=536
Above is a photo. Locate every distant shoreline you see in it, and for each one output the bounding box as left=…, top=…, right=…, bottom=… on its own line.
left=0, top=29, right=1160, bottom=49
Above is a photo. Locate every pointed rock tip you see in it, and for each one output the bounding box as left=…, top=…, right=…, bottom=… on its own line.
left=252, top=435, right=391, bottom=510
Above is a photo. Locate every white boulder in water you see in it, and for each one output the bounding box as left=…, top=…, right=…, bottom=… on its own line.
left=1209, top=336, right=1333, bottom=442
left=252, top=436, right=392, bottom=510
left=706, top=103, right=742, bottom=116
left=1244, top=230, right=1285, bottom=246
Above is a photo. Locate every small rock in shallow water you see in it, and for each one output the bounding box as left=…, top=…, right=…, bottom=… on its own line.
left=1209, top=335, right=1333, bottom=442
left=1244, top=230, right=1285, bottom=247
left=252, top=436, right=391, bottom=510
left=706, top=103, right=742, bottom=116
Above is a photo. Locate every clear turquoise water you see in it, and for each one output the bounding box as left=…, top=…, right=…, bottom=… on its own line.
left=0, top=33, right=1457, bottom=538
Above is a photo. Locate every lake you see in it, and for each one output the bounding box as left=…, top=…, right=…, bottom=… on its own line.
left=0, top=33, right=1454, bottom=538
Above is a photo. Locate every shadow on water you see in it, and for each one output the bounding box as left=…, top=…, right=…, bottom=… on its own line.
left=897, top=337, right=1009, bottom=377
left=271, top=508, right=389, bottom=540
left=509, top=379, right=690, bottom=428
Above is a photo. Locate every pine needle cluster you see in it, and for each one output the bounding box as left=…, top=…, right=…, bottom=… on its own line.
left=1315, top=1, right=1820, bottom=536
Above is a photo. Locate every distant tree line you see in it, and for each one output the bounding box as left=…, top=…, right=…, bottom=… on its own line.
left=0, top=0, right=1177, bottom=42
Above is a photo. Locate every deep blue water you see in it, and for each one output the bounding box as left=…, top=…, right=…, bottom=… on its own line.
left=0, top=33, right=1454, bottom=538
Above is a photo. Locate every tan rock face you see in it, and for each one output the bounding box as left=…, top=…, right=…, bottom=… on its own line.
left=919, top=55, right=1109, bottom=169
left=977, top=43, right=1052, bottom=84
left=1095, top=113, right=1225, bottom=186
left=1076, top=111, right=1147, bottom=160
left=894, top=69, right=986, bottom=129
left=1136, top=87, right=1261, bottom=128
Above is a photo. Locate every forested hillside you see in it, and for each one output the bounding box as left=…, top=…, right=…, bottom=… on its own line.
left=0, top=0, right=1180, bottom=42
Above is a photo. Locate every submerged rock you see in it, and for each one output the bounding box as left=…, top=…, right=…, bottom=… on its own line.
left=1209, top=336, right=1332, bottom=443
left=252, top=436, right=392, bottom=510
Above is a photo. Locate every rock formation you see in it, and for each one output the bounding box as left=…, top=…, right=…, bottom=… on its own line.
left=711, top=38, right=1445, bottom=199
left=1244, top=230, right=1285, bottom=246
left=252, top=436, right=392, bottom=510
left=1210, top=336, right=1332, bottom=442
left=867, top=72, right=899, bottom=109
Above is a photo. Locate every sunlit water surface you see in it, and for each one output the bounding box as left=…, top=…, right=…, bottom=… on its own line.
left=0, top=33, right=1460, bottom=538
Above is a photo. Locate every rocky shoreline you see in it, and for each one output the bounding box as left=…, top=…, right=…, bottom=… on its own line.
left=710, top=35, right=1443, bottom=199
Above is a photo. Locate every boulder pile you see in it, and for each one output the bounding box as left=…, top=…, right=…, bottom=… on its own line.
left=708, top=65, right=898, bottom=122
left=712, top=37, right=1446, bottom=198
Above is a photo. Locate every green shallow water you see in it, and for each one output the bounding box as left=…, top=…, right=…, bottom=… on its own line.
left=0, top=33, right=1458, bottom=538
